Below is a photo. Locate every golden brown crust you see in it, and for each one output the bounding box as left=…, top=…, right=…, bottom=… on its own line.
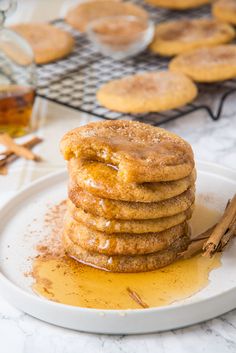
left=169, top=45, right=236, bottom=82
left=64, top=215, right=189, bottom=255
left=145, top=0, right=211, bottom=9
left=11, top=23, right=74, bottom=64
left=61, top=120, right=195, bottom=183
left=68, top=159, right=196, bottom=202
left=150, top=19, right=235, bottom=56
left=96, top=71, right=197, bottom=114
left=65, top=0, right=148, bottom=32
left=213, top=0, right=236, bottom=25
left=63, top=231, right=190, bottom=272
left=69, top=182, right=195, bottom=219
left=67, top=199, right=194, bottom=234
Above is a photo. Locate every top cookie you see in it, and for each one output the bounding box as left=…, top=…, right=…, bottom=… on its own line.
left=60, top=120, right=194, bottom=183
left=65, top=0, right=148, bottom=32
left=145, top=0, right=211, bottom=9
left=150, top=18, right=235, bottom=56
left=213, top=0, right=236, bottom=25
left=11, top=23, right=74, bottom=65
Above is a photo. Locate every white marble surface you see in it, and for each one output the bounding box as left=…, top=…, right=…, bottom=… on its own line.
left=1, top=0, right=236, bottom=352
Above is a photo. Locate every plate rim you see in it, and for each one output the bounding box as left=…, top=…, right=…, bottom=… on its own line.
left=0, top=160, right=236, bottom=316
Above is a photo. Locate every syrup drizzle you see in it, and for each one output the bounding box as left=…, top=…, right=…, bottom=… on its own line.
left=32, top=203, right=222, bottom=310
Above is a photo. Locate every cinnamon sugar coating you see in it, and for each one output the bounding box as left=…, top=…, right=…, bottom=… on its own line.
left=67, top=199, right=194, bottom=234
left=61, top=120, right=195, bottom=183
left=170, top=45, right=236, bottom=82
left=69, top=182, right=195, bottom=220
left=96, top=71, right=197, bottom=114
left=150, top=19, right=235, bottom=56
left=11, top=23, right=74, bottom=64
left=213, top=0, right=236, bottom=25
left=63, top=231, right=190, bottom=272
left=68, top=159, right=196, bottom=202
left=64, top=215, right=189, bottom=255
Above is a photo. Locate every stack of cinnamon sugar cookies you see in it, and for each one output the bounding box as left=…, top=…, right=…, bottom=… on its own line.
left=60, top=120, right=196, bottom=273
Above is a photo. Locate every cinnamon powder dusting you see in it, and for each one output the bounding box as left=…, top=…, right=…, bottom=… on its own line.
left=36, top=200, right=67, bottom=258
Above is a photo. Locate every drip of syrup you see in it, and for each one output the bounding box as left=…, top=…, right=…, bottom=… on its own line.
left=32, top=203, right=222, bottom=309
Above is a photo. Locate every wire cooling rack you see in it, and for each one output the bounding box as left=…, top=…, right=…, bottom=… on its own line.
left=36, top=1, right=236, bottom=125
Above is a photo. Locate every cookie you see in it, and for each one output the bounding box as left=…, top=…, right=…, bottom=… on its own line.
left=61, top=120, right=194, bottom=183
left=64, top=216, right=189, bottom=255
left=11, top=23, right=74, bottom=65
left=96, top=71, right=197, bottom=113
left=65, top=0, right=148, bottom=32
left=150, top=19, right=235, bottom=56
left=61, top=120, right=194, bottom=184
left=170, top=45, right=236, bottom=82
left=213, top=0, right=236, bottom=25
left=69, top=182, right=195, bottom=220
left=69, top=159, right=196, bottom=203
left=67, top=199, right=194, bottom=234
left=63, top=231, right=189, bottom=272
left=145, top=0, right=211, bottom=9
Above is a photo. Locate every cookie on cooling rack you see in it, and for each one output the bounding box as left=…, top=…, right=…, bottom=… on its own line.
left=65, top=0, right=148, bottom=32
left=212, top=0, right=236, bottom=25
left=169, top=45, right=236, bottom=82
left=145, top=0, right=212, bottom=9
left=11, top=23, right=74, bottom=65
left=150, top=18, right=235, bottom=56
left=96, top=71, right=197, bottom=113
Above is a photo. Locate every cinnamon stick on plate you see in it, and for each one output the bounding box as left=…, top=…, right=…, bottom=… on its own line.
left=126, top=287, right=149, bottom=309
left=179, top=225, right=216, bottom=260
left=203, top=194, right=236, bottom=257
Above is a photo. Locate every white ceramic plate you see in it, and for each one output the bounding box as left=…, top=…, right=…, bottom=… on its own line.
left=0, top=161, right=235, bottom=334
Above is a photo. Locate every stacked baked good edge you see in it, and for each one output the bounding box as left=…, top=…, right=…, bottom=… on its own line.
left=60, top=120, right=196, bottom=272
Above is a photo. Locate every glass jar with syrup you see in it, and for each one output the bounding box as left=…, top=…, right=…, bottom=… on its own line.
left=0, top=0, right=36, bottom=137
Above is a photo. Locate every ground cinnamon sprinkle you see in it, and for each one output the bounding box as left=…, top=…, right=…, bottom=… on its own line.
left=36, top=200, right=67, bottom=259
left=92, top=16, right=147, bottom=46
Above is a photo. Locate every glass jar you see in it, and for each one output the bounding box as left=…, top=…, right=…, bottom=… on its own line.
left=0, top=0, right=36, bottom=137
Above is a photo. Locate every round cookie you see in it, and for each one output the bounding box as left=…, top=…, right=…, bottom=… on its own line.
left=65, top=0, right=148, bottom=32
left=169, top=45, right=236, bottom=82
left=145, top=0, right=211, bottom=9
left=67, top=199, right=194, bottom=234
left=150, top=19, right=235, bottom=56
left=61, top=120, right=195, bottom=183
left=63, top=231, right=190, bottom=272
left=11, top=23, right=74, bottom=65
left=69, top=182, right=195, bottom=219
left=69, top=159, right=196, bottom=202
left=96, top=71, right=197, bottom=113
left=64, top=216, right=189, bottom=255
left=213, top=0, right=236, bottom=25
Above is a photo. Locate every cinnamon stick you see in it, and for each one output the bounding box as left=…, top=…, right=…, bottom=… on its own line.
left=179, top=225, right=216, bottom=259
left=126, top=287, right=149, bottom=309
left=0, top=165, right=8, bottom=175
left=0, top=133, right=40, bottom=161
left=217, top=219, right=236, bottom=251
left=203, top=195, right=236, bottom=257
left=0, top=136, right=43, bottom=172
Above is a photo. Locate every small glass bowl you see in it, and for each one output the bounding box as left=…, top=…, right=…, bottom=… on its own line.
left=86, top=15, right=154, bottom=60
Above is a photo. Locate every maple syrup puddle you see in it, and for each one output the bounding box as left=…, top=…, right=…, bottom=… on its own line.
left=32, top=203, right=222, bottom=310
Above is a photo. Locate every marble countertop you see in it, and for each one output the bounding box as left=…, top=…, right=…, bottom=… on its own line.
left=1, top=1, right=236, bottom=352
